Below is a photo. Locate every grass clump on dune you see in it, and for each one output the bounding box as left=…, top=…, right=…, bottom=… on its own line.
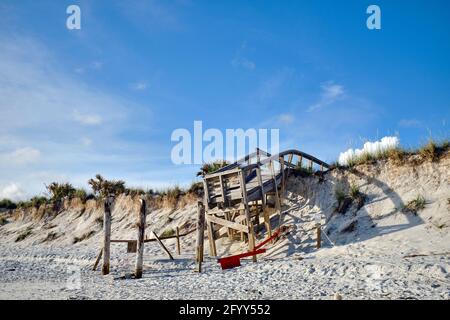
left=402, top=195, right=426, bottom=215
left=15, top=226, right=33, bottom=242
left=339, top=138, right=449, bottom=168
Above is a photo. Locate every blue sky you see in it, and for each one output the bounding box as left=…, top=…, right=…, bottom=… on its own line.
left=0, top=0, right=449, bottom=200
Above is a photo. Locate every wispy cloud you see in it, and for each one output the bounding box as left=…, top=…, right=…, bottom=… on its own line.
left=72, top=110, right=103, bottom=125
left=398, top=119, right=422, bottom=128
left=231, top=41, right=256, bottom=71
left=115, top=0, right=189, bottom=32
left=131, top=81, right=149, bottom=91
left=0, top=34, right=162, bottom=197
left=0, top=147, right=41, bottom=166
left=231, top=57, right=255, bottom=70
left=308, top=82, right=345, bottom=112
left=277, top=113, right=295, bottom=125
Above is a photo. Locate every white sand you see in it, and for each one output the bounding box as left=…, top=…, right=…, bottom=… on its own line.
left=0, top=154, right=449, bottom=299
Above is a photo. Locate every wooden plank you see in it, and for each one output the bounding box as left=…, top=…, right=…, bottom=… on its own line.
left=176, top=226, right=181, bottom=255
left=239, top=170, right=257, bottom=262
left=102, top=197, right=112, bottom=275
left=256, top=166, right=266, bottom=209
left=316, top=226, right=321, bottom=249
left=206, top=216, right=217, bottom=257
left=202, top=179, right=210, bottom=209
left=151, top=231, right=174, bottom=260
left=206, top=214, right=250, bottom=233
left=269, top=160, right=282, bottom=228
left=196, top=202, right=205, bottom=271
left=127, top=241, right=137, bottom=253
left=92, top=247, right=103, bottom=271
left=135, top=198, right=146, bottom=278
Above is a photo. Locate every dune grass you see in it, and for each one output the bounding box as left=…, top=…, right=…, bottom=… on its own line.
left=340, top=139, right=449, bottom=168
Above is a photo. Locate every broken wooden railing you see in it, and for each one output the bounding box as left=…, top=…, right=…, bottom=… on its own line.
left=92, top=195, right=196, bottom=278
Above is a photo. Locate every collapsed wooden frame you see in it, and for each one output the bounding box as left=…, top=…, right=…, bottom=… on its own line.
left=196, top=148, right=330, bottom=267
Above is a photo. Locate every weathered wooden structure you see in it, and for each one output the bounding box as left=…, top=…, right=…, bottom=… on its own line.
left=93, top=196, right=196, bottom=278
left=198, top=148, right=330, bottom=260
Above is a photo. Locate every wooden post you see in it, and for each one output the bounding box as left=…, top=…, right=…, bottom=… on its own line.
left=269, top=160, right=282, bottom=228
left=102, top=196, right=112, bottom=275
left=176, top=226, right=181, bottom=255
left=196, top=202, right=205, bottom=272
left=239, top=170, right=257, bottom=262
left=206, top=216, right=217, bottom=257
left=135, top=198, right=147, bottom=279
left=316, top=225, right=321, bottom=249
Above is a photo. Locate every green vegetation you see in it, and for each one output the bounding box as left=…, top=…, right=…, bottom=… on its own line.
left=0, top=199, right=17, bottom=210
left=46, top=182, right=76, bottom=201
left=125, top=188, right=146, bottom=197
left=73, top=230, right=96, bottom=244
left=17, top=196, right=48, bottom=209
left=402, top=195, right=426, bottom=215
left=349, top=183, right=361, bottom=200
left=340, top=139, right=449, bottom=168
left=196, top=160, right=229, bottom=177
left=0, top=216, right=8, bottom=226
left=88, top=174, right=126, bottom=198
left=335, top=184, right=366, bottom=213
left=159, top=228, right=175, bottom=238
left=294, top=162, right=314, bottom=176
left=15, top=226, right=33, bottom=242
left=418, top=140, right=438, bottom=161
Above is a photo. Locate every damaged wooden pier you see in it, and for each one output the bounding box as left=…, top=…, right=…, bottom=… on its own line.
left=197, top=148, right=330, bottom=264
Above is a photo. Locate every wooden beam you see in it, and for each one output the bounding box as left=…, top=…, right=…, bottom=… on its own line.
left=206, top=214, right=250, bottom=233
left=269, top=160, right=282, bottom=229
left=196, top=202, right=205, bottom=272
left=135, top=198, right=147, bottom=279
left=316, top=225, right=321, bottom=249
left=239, top=170, right=257, bottom=262
left=92, top=248, right=103, bottom=271
left=151, top=231, right=174, bottom=260
left=176, top=226, right=181, bottom=255
left=202, top=180, right=210, bottom=209
left=102, top=197, right=112, bottom=275
left=206, top=216, right=217, bottom=257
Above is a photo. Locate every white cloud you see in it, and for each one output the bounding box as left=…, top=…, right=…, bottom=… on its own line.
left=231, top=41, right=256, bottom=71
left=91, top=61, right=103, bottom=70
left=81, top=137, right=93, bottom=146
left=398, top=119, right=422, bottom=128
left=277, top=113, right=295, bottom=124
left=0, top=183, right=26, bottom=201
left=0, top=147, right=41, bottom=165
left=231, top=57, right=255, bottom=70
left=72, top=110, right=103, bottom=125
left=131, top=81, right=149, bottom=91
left=338, top=136, right=399, bottom=166
left=308, top=82, right=345, bottom=112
